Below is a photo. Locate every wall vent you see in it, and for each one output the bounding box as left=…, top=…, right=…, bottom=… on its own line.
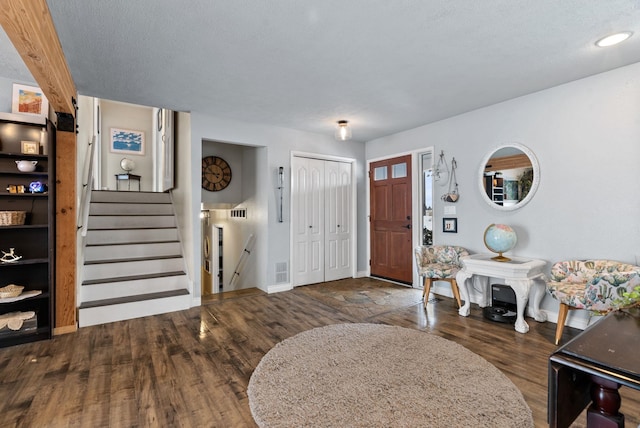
left=275, top=262, right=288, bottom=284
left=230, top=208, right=247, bottom=218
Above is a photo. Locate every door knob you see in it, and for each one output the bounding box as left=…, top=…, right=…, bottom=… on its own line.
left=404, top=224, right=411, bottom=229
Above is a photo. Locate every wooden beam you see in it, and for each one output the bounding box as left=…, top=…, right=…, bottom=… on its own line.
left=55, top=129, right=77, bottom=331
left=1, top=0, right=78, bottom=332
left=484, top=153, right=531, bottom=172
left=0, top=0, right=76, bottom=114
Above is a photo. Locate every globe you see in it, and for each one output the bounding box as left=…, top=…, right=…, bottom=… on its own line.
left=120, top=157, right=135, bottom=172
left=483, top=224, right=517, bottom=261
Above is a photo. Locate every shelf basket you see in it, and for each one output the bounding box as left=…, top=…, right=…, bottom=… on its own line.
left=0, top=284, right=24, bottom=299
left=0, top=211, right=26, bottom=226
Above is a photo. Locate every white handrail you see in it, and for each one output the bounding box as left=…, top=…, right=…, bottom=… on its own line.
left=78, top=136, right=96, bottom=237
left=229, top=234, right=255, bottom=288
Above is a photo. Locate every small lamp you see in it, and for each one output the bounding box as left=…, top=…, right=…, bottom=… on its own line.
left=335, top=120, right=352, bottom=141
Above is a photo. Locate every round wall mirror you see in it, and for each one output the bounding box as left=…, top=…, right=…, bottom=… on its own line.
left=478, top=143, right=540, bottom=211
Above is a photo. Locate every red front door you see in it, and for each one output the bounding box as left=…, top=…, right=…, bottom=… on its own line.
left=369, top=154, right=412, bottom=284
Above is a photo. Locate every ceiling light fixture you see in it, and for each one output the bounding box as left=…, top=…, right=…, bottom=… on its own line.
left=595, top=31, right=633, bottom=47
left=335, top=120, right=352, bottom=141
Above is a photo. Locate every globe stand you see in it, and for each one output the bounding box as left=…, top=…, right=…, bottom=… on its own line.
left=491, top=253, right=512, bottom=262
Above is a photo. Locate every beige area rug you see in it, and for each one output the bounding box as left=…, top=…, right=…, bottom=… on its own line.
left=248, top=323, right=534, bottom=428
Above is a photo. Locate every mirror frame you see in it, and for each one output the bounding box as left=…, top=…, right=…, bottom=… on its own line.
left=478, top=142, right=540, bottom=211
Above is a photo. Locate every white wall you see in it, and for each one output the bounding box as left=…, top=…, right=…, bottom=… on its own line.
left=172, top=112, right=196, bottom=304
left=100, top=100, right=153, bottom=191
left=366, top=61, right=640, bottom=329
left=189, top=113, right=367, bottom=295
left=201, top=141, right=245, bottom=206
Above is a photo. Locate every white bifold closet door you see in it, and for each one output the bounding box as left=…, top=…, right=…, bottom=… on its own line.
left=292, top=156, right=352, bottom=286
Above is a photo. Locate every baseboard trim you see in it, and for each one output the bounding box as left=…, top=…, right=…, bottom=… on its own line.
left=268, top=283, right=292, bottom=294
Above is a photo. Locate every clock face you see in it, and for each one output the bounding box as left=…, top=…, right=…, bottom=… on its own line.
left=202, top=156, right=232, bottom=191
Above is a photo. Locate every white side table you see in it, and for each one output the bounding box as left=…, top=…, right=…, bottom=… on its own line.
left=456, top=253, right=547, bottom=334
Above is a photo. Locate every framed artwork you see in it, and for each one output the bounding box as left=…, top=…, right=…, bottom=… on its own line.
left=443, top=217, right=457, bottom=233
left=110, top=128, right=145, bottom=155
left=21, top=141, right=39, bottom=154
left=12, top=84, right=49, bottom=116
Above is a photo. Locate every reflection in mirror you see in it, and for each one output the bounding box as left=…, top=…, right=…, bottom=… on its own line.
left=479, top=143, right=539, bottom=211
left=421, top=151, right=433, bottom=245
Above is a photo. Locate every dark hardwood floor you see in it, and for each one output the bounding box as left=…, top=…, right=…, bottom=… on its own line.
left=0, top=277, right=638, bottom=427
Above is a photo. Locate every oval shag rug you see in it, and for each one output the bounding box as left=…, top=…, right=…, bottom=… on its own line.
left=248, top=323, right=533, bottom=428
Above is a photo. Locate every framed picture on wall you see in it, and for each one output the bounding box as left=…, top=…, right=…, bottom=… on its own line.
left=21, top=141, right=39, bottom=154
left=443, top=217, right=457, bottom=233
left=12, top=84, right=49, bottom=116
left=110, top=128, right=145, bottom=155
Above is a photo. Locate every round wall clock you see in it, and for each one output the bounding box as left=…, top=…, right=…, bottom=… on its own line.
left=202, top=156, right=232, bottom=191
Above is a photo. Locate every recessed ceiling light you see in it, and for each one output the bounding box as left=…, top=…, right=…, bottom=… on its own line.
left=595, top=31, right=633, bottom=47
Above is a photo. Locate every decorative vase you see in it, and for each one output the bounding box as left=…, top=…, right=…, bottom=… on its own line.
left=15, top=161, right=37, bottom=172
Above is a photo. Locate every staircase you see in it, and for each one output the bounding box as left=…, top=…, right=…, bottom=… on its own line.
left=78, top=191, right=191, bottom=327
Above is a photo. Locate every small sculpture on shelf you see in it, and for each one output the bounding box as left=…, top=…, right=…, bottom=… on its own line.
left=0, top=248, right=22, bottom=263
left=29, top=181, right=47, bottom=193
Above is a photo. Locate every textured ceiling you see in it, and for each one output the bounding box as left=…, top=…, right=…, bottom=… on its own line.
left=3, top=1, right=640, bottom=141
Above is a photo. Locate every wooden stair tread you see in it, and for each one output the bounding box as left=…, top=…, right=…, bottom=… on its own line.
left=86, top=240, right=180, bottom=247
left=84, top=254, right=182, bottom=265
left=82, top=271, right=186, bottom=286
left=79, top=289, right=189, bottom=309
left=88, top=213, right=174, bottom=216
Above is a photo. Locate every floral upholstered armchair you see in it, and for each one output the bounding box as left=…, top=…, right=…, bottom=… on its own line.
left=414, top=245, right=470, bottom=308
left=546, top=259, right=640, bottom=345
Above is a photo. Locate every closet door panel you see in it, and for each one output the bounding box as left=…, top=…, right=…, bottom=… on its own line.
left=292, top=157, right=324, bottom=286
left=325, top=160, right=352, bottom=281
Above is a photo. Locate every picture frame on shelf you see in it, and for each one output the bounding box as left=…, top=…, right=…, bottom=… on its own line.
left=21, top=141, right=39, bottom=155
left=11, top=84, right=49, bottom=117
left=110, top=128, right=145, bottom=155
left=443, top=217, right=458, bottom=233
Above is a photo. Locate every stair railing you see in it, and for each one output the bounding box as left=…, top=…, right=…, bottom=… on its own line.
left=229, top=234, right=255, bottom=288
left=78, top=136, right=96, bottom=237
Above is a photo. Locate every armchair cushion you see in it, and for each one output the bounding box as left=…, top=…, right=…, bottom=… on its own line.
left=547, top=260, right=640, bottom=311
left=415, top=245, right=469, bottom=279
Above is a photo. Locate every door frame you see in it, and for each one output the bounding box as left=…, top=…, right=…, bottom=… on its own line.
left=290, top=151, right=358, bottom=285
left=366, top=147, right=434, bottom=288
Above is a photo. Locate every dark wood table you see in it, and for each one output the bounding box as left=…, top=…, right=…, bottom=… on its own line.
left=115, top=173, right=141, bottom=191
left=548, top=307, right=640, bottom=428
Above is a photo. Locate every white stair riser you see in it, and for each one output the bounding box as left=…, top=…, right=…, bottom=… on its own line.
left=89, top=203, right=173, bottom=216
left=86, top=228, right=179, bottom=245
left=88, top=215, right=175, bottom=229
left=90, top=191, right=171, bottom=204
left=84, top=258, right=184, bottom=280
left=81, top=275, right=189, bottom=301
left=85, top=241, right=182, bottom=262
left=78, top=294, right=191, bottom=327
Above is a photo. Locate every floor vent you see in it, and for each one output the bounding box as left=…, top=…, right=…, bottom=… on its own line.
left=230, top=208, right=247, bottom=218
left=275, top=262, right=288, bottom=283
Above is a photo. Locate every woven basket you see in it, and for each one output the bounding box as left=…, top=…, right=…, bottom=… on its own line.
left=0, top=211, right=26, bottom=226
left=0, top=284, right=24, bottom=299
